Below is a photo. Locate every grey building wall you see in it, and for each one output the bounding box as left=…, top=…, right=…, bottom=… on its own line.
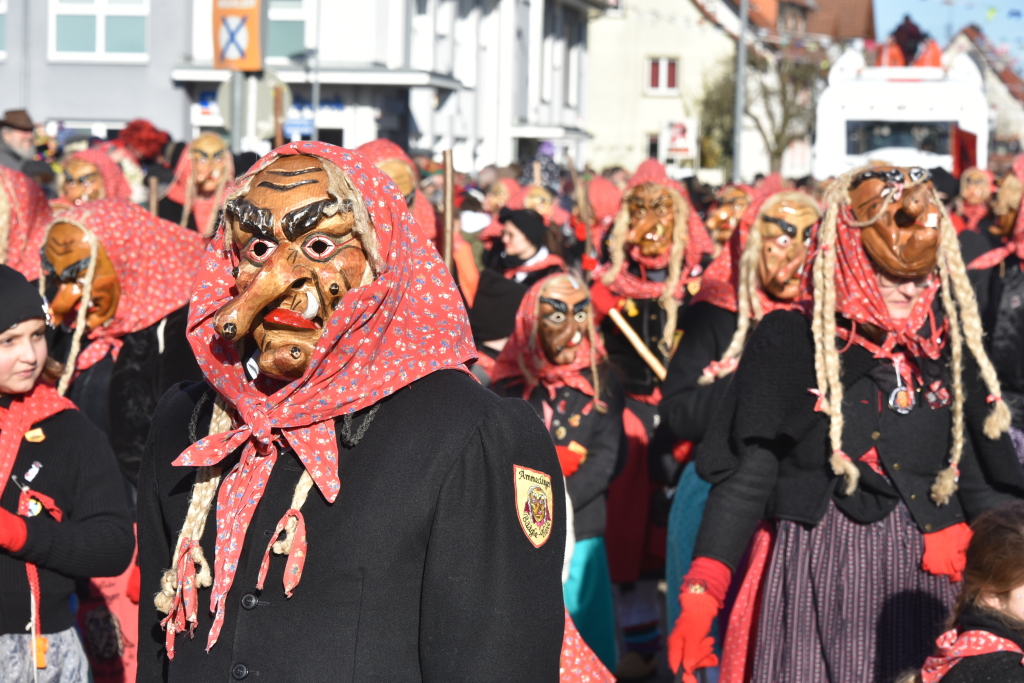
left=0, top=0, right=194, bottom=139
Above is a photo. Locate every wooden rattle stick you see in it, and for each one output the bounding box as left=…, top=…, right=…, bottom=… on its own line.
left=607, top=307, right=667, bottom=381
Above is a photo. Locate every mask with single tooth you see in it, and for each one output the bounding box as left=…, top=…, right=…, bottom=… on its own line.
left=756, top=195, right=819, bottom=301
left=537, top=276, right=590, bottom=365
left=849, top=166, right=940, bottom=278
left=41, top=221, right=120, bottom=330
left=213, top=155, right=372, bottom=380
left=625, top=183, right=675, bottom=257
left=61, top=158, right=105, bottom=205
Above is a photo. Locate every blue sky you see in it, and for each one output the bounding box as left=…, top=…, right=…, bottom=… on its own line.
left=875, top=0, right=1024, bottom=70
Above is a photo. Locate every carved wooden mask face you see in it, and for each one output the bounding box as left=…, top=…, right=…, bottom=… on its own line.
left=484, top=181, right=511, bottom=214
left=61, top=159, right=105, bottom=205
left=626, top=183, right=675, bottom=257
left=756, top=198, right=818, bottom=301
left=42, top=221, right=120, bottom=330
left=191, top=134, right=230, bottom=195
left=213, top=155, right=370, bottom=380
left=706, top=186, right=751, bottom=245
left=960, top=168, right=991, bottom=206
left=537, top=276, right=590, bottom=365
left=848, top=166, right=940, bottom=278
left=990, top=172, right=1022, bottom=238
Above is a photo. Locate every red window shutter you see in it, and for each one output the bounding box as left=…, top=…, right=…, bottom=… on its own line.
left=650, top=59, right=660, bottom=89
left=667, top=59, right=677, bottom=89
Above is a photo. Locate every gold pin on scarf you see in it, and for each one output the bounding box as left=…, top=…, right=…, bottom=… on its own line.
left=24, top=428, right=45, bottom=443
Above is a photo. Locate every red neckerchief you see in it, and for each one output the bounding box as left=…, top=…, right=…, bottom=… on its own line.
left=921, top=628, right=1024, bottom=683
left=958, top=202, right=989, bottom=234
left=166, top=142, right=234, bottom=235
left=168, top=142, right=477, bottom=655
left=969, top=155, right=1024, bottom=272
left=491, top=274, right=606, bottom=405
left=1, top=167, right=52, bottom=281
left=800, top=205, right=946, bottom=365
left=504, top=252, right=567, bottom=280
left=54, top=200, right=204, bottom=373
left=66, top=148, right=132, bottom=202
left=0, top=383, right=77, bottom=502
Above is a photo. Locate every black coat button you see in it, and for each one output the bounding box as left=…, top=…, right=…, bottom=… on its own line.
left=241, top=593, right=258, bottom=610
left=232, top=663, right=249, bottom=680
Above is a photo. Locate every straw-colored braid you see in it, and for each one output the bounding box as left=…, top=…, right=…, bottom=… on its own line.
left=697, top=226, right=763, bottom=385
left=931, top=193, right=1011, bottom=439
left=56, top=227, right=99, bottom=396
left=587, top=313, right=608, bottom=413
left=0, top=177, right=11, bottom=265
left=201, top=173, right=228, bottom=238
left=600, top=201, right=631, bottom=287
left=933, top=236, right=964, bottom=506
left=657, top=188, right=690, bottom=356
left=271, top=471, right=315, bottom=556
left=180, top=162, right=195, bottom=229
left=154, top=396, right=232, bottom=614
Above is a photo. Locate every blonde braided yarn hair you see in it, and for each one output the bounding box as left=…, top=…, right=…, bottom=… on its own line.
left=813, top=166, right=1010, bottom=503
left=699, top=192, right=821, bottom=385
left=602, top=183, right=691, bottom=356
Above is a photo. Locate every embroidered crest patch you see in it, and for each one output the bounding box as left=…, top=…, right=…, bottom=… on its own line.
left=514, top=465, right=554, bottom=548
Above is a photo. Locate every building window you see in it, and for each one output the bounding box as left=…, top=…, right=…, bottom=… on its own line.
left=646, top=57, right=678, bottom=95
left=0, top=0, right=7, bottom=58
left=267, top=0, right=306, bottom=60
left=48, top=0, right=149, bottom=63
left=648, top=134, right=659, bottom=159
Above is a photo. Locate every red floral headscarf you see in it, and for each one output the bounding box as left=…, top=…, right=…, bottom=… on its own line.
left=491, top=273, right=604, bottom=401
left=172, top=142, right=477, bottom=652
left=166, top=140, right=235, bottom=236
left=65, top=148, right=132, bottom=202
left=1, top=167, right=52, bottom=281
left=50, top=199, right=205, bottom=371
left=592, top=159, right=713, bottom=300
left=968, top=155, right=1024, bottom=271
left=802, top=206, right=945, bottom=362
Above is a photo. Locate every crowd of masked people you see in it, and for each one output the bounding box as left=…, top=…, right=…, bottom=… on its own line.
left=4, top=103, right=1024, bottom=683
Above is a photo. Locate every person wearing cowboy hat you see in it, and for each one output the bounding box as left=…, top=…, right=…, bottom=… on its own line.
left=0, top=110, right=36, bottom=173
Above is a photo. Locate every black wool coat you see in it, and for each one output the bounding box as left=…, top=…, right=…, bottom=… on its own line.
left=941, top=605, right=1024, bottom=683
left=694, top=310, right=1024, bottom=570
left=0, top=403, right=134, bottom=636
left=137, top=370, right=566, bottom=683
left=493, top=366, right=626, bottom=540
left=54, top=305, right=203, bottom=484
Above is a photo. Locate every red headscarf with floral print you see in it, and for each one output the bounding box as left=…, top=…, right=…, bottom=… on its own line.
left=170, top=142, right=477, bottom=653
left=66, top=148, right=132, bottom=202
left=1, top=167, right=52, bottom=280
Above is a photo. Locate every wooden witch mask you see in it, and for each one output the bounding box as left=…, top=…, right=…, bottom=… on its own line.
left=214, top=155, right=372, bottom=380
left=848, top=166, right=940, bottom=278
left=42, top=222, right=120, bottom=330
left=537, top=275, right=590, bottom=365
left=756, top=194, right=819, bottom=300
left=626, top=183, right=675, bottom=257
left=61, top=158, right=105, bottom=205
left=706, top=186, right=751, bottom=246
left=191, top=133, right=231, bottom=195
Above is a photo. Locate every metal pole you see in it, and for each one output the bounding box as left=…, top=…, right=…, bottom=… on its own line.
left=731, top=0, right=749, bottom=184
left=21, top=0, right=29, bottom=107
left=311, top=0, right=323, bottom=140
left=230, top=71, right=245, bottom=154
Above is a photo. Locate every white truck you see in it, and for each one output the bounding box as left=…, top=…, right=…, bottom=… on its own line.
left=812, top=47, right=989, bottom=179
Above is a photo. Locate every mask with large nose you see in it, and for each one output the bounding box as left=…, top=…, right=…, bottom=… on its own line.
left=755, top=194, right=819, bottom=300
left=849, top=166, right=940, bottom=278
left=537, top=275, right=590, bottom=365
left=706, top=186, right=751, bottom=246
left=213, top=155, right=372, bottom=380
left=626, top=183, right=675, bottom=258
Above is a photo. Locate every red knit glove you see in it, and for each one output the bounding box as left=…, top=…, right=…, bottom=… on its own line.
left=0, top=507, right=28, bottom=553
left=668, top=557, right=732, bottom=680
left=922, top=522, right=973, bottom=582
left=554, top=444, right=586, bottom=478
left=587, top=281, right=623, bottom=325
left=126, top=563, right=141, bottom=604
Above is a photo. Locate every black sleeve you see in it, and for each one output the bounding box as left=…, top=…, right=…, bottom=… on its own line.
left=418, top=398, right=565, bottom=683
left=13, top=413, right=134, bottom=579
left=566, top=371, right=625, bottom=511
left=660, top=303, right=738, bottom=443
left=959, top=230, right=994, bottom=321
left=157, top=306, right=203, bottom=397
left=693, top=439, right=778, bottom=571
left=961, top=353, right=1024, bottom=504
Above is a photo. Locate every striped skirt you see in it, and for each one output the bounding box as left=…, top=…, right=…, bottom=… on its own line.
left=752, top=501, right=958, bottom=683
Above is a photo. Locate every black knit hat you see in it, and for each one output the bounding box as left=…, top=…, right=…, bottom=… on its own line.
left=0, top=265, right=49, bottom=332
left=499, top=208, right=547, bottom=249
left=469, top=269, right=527, bottom=342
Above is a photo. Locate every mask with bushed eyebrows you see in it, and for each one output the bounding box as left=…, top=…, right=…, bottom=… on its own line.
left=213, top=154, right=371, bottom=380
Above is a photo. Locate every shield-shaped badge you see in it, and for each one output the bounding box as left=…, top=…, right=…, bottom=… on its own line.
left=514, top=465, right=554, bottom=548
